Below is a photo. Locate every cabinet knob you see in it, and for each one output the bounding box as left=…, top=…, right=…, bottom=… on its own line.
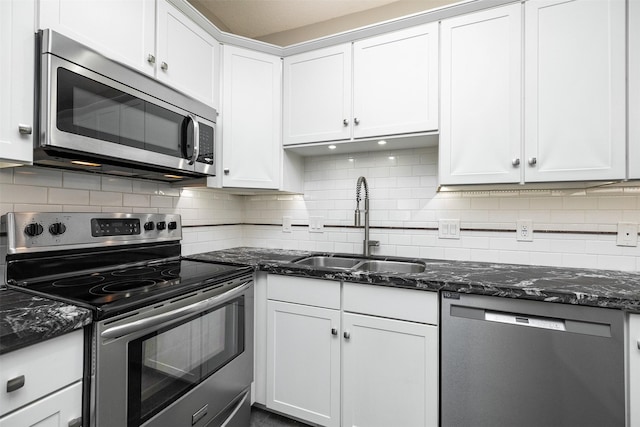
left=224, top=168, right=230, bottom=175
left=331, top=328, right=338, bottom=336
left=161, top=61, right=168, bottom=71
left=528, top=157, right=537, bottom=166
left=68, top=417, right=82, bottom=427
left=512, top=158, right=520, bottom=167
left=18, top=124, right=32, bottom=135
left=147, top=54, right=156, bottom=64
left=354, top=118, right=360, bottom=125
left=343, top=331, right=351, bottom=340
left=343, top=119, right=349, bottom=126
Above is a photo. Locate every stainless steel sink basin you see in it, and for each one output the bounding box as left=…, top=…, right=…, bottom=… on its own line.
left=294, top=256, right=426, bottom=274
left=294, top=256, right=362, bottom=269
left=355, top=260, right=426, bottom=274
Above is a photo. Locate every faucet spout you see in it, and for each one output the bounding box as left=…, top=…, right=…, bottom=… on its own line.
left=355, top=176, right=379, bottom=256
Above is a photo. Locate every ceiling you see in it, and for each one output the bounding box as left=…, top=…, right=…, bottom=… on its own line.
left=187, top=0, right=461, bottom=46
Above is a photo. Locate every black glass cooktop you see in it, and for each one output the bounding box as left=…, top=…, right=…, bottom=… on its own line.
left=12, top=259, right=252, bottom=319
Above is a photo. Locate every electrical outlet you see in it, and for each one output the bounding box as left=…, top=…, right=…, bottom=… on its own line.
left=617, top=222, right=638, bottom=247
left=282, top=216, right=292, bottom=233
left=438, top=219, right=460, bottom=239
left=516, top=220, right=533, bottom=242
left=309, top=216, right=324, bottom=233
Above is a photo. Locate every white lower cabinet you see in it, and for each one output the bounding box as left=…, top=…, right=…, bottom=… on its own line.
left=629, top=313, right=640, bottom=427
left=0, top=330, right=84, bottom=427
left=264, top=275, right=438, bottom=427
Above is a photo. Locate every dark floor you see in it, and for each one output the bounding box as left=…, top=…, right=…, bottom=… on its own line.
left=250, top=406, right=311, bottom=427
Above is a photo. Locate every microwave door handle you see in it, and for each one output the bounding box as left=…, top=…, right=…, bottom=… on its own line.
left=101, top=281, right=252, bottom=339
left=188, top=113, right=200, bottom=165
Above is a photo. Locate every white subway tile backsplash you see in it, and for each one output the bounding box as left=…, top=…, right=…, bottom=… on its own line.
left=90, top=191, right=123, bottom=207
left=123, top=193, right=150, bottom=207
left=0, top=184, right=48, bottom=204
left=101, top=176, right=133, bottom=192
left=63, top=171, right=101, bottom=190
left=14, top=167, right=62, bottom=187
left=49, top=188, right=90, bottom=205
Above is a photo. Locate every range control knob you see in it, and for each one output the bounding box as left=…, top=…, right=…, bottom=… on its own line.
left=49, top=222, right=67, bottom=236
left=144, top=221, right=155, bottom=231
left=24, top=223, right=44, bottom=237
left=167, top=221, right=177, bottom=230
left=156, top=221, right=166, bottom=231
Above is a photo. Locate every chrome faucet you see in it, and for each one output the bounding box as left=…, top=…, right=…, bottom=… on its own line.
left=355, top=176, right=379, bottom=256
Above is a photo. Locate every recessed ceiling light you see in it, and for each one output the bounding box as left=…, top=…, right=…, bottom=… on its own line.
left=328, top=145, right=337, bottom=150
left=71, top=160, right=101, bottom=167
left=378, top=140, right=387, bottom=145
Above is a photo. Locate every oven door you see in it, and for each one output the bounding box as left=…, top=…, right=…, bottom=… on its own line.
left=94, top=279, right=253, bottom=427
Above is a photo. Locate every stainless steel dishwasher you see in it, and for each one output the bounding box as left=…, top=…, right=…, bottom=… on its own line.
left=441, top=292, right=625, bottom=427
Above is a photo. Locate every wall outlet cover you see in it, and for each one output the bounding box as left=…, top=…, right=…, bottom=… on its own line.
left=309, top=216, right=324, bottom=233
left=617, top=222, right=638, bottom=247
left=282, top=216, right=292, bottom=233
left=516, top=220, right=533, bottom=242
left=438, top=219, right=460, bottom=239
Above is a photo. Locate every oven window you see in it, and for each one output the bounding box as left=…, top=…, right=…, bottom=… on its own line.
left=56, top=68, right=187, bottom=157
left=127, top=296, right=245, bottom=427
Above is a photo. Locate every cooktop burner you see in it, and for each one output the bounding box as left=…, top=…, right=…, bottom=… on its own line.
left=16, top=259, right=252, bottom=319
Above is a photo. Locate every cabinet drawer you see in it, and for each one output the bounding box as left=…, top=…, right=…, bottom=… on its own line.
left=267, top=275, right=340, bottom=309
left=343, top=283, right=438, bottom=325
left=0, top=381, right=82, bottom=427
left=0, top=329, right=83, bottom=416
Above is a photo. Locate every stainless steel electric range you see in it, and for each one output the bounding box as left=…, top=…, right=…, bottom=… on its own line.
left=2, top=212, right=254, bottom=427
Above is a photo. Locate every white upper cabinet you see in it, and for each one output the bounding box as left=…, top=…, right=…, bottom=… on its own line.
left=628, top=0, right=640, bottom=179
left=39, top=0, right=218, bottom=106
left=39, top=0, right=155, bottom=76
left=440, top=0, right=626, bottom=186
left=353, top=22, right=438, bottom=139
left=283, top=23, right=438, bottom=146
left=0, top=0, right=35, bottom=167
left=221, top=46, right=282, bottom=189
left=523, top=0, right=625, bottom=182
left=439, top=4, right=522, bottom=185
left=283, top=44, right=352, bottom=145
left=156, top=0, right=218, bottom=106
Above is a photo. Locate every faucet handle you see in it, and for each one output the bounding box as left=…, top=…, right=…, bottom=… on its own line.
left=354, top=209, right=361, bottom=227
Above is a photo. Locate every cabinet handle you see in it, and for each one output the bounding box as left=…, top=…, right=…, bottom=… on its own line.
left=528, top=157, right=537, bottom=166
left=224, top=168, right=230, bottom=175
left=68, top=417, right=82, bottom=427
left=161, top=61, right=168, bottom=71
left=18, top=124, right=32, bottom=135
left=147, top=54, right=156, bottom=64
left=637, top=339, right=640, bottom=350
left=354, top=118, right=360, bottom=125
left=343, top=331, right=351, bottom=339
left=343, top=119, right=349, bottom=126
left=331, top=328, right=338, bottom=336
left=6, top=375, right=25, bottom=393
left=512, top=158, right=520, bottom=167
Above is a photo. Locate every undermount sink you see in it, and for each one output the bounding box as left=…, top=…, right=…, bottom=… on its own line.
left=293, top=256, right=426, bottom=274
left=355, top=260, right=426, bottom=274
left=293, top=256, right=362, bottom=269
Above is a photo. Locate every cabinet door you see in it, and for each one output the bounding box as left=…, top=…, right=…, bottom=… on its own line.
left=222, top=46, right=281, bottom=189
left=266, top=300, right=340, bottom=427
left=523, top=0, right=625, bottom=182
left=630, top=314, right=640, bottom=427
left=156, top=0, right=218, bottom=106
left=342, top=313, right=438, bottom=427
left=353, top=23, right=438, bottom=139
left=283, top=44, right=352, bottom=145
left=439, top=4, right=522, bottom=185
left=39, top=0, right=155, bottom=76
left=629, top=0, right=640, bottom=179
left=0, top=382, right=82, bottom=427
left=0, top=0, right=34, bottom=167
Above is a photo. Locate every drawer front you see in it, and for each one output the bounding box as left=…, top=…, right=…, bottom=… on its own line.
left=267, top=275, right=340, bottom=309
left=0, top=329, right=83, bottom=416
left=0, top=381, right=82, bottom=427
left=344, top=283, right=438, bottom=325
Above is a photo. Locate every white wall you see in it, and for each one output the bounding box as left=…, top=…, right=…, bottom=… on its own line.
left=2, top=147, right=640, bottom=271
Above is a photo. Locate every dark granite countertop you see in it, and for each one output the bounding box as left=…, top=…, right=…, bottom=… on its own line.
left=187, top=247, right=640, bottom=313
left=0, top=287, right=92, bottom=355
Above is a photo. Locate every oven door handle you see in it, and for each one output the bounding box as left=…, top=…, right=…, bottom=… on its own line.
left=101, top=281, right=252, bottom=339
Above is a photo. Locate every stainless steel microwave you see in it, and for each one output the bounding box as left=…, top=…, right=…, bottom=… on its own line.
left=35, top=29, right=216, bottom=182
